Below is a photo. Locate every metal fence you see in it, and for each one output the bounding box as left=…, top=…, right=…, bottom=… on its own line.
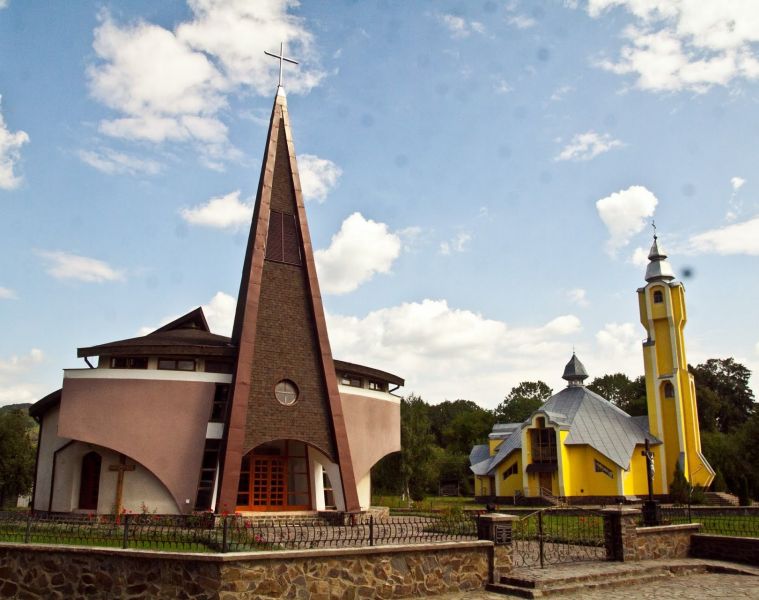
left=659, top=506, right=759, bottom=538
left=511, top=508, right=607, bottom=568
left=0, top=512, right=478, bottom=553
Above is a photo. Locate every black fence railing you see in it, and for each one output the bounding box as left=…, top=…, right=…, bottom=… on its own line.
left=658, top=506, right=759, bottom=538
left=0, top=512, right=479, bottom=553
left=511, top=508, right=607, bottom=568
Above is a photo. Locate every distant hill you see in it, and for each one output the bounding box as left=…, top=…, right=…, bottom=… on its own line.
left=0, top=403, right=32, bottom=414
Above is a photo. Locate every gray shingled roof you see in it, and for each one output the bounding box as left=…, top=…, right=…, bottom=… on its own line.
left=469, top=444, right=492, bottom=476
left=541, top=386, right=660, bottom=469
left=470, top=385, right=661, bottom=477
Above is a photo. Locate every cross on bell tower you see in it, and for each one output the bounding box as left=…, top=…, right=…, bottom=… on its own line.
left=264, top=42, right=299, bottom=89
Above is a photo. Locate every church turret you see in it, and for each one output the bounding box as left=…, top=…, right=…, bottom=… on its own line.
left=638, top=232, right=714, bottom=495
left=562, top=353, right=588, bottom=387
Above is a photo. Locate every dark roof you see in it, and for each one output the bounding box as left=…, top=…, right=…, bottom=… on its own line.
left=333, top=359, right=404, bottom=387
left=29, top=388, right=61, bottom=419
left=562, top=353, right=588, bottom=383
left=77, top=308, right=236, bottom=359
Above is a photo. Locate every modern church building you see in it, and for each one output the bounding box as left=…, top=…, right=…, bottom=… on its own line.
left=30, top=80, right=403, bottom=516
left=470, top=238, right=715, bottom=503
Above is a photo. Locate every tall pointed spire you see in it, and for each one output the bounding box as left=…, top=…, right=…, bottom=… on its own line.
left=218, top=72, right=360, bottom=512
left=645, top=233, right=675, bottom=283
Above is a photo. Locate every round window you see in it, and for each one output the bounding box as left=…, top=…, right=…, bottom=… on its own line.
left=275, top=380, right=299, bottom=406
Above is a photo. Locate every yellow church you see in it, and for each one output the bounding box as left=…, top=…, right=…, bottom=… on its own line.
left=470, top=236, right=715, bottom=503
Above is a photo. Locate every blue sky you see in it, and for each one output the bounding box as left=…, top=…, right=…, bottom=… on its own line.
left=1, top=0, right=758, bottom=408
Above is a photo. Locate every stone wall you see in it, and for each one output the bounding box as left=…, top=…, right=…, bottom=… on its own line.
left=0, top=541, right=491, bottom=599
left=691, top=534, right=759, bottom=566
left=603, top=508, right=700, bottom=562
left=633, top=523, right=700, bottom=560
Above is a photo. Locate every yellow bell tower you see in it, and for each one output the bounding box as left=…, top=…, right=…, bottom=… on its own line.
left=638, top=234, right=714, bottom=494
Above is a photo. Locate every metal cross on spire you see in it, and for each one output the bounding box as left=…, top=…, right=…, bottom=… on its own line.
left=264, top=42, right=298, bottom=89
left=652, top=219, right=657, bottom=240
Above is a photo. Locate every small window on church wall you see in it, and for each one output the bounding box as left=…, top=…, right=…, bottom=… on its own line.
left=275, top=380, right=299, bottom=406
left=663, top=381, right=675, bottom=398
left=594, top=460, right=613, bottom=479
left=111, top=357, right=148, bottom=369
left=158, top=358, right=196, bottom=371
left=340, top=373, right=362, bottom=387
left=653, top=290, right=664, bottom=303
left=502, top=463, right=518, bottom=480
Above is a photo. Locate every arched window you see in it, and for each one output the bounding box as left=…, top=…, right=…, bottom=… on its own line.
left=663, top=381, right=675, bottom=398
left=653, top=290, right=664, bottom=304
left=78, top=451, right=102, bottom=510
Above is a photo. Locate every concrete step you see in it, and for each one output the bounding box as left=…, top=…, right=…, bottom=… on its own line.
left=703, top=492, right=740, bottom=507
left=488, top=568, right=672, bottom=598
left=485, top=559, right=759, bottom=598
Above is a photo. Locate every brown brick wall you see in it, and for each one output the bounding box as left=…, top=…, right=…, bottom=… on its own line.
left=242, top=117, right=336, bottom=461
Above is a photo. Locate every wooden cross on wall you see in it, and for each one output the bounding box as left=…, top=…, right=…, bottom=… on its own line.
left=109, top=454, right=136, bottom=516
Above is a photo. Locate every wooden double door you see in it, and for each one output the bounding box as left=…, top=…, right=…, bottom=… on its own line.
left=237, top=440, right=311, bottom=511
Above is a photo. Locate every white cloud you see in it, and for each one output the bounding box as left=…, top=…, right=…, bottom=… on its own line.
left=688, top=215, right=759, bottom=256
left=315, top=212, right=401, bottom=295
left=0, top=348, right=46, bottom=406
left=202, top=291, right=236, bottom=336
left=596, top=185, right=658, bottom=254
left=731, top=176, right=746, bottom=191
left=567, top=288, right=589, bottom=307
left=87, top=2, right=323, bottom=161
left=0, top=1, right=7, bottom=9
left=180, top=190, right=253, bottom=230
left=139, top=291, right=236, bottom=337
left=0, top=348, right=43, bottom=375
left=550, top=85, right=574, bottom=101
left=630, top=246, right=649, bottom=267
left=507, top=14, right=537, bottom=29
left=437, top=14, right=485, bottom=38
left=493, top=78, right=512, bottom=94
left=327, top=300, right=581, bottom=407
left=0, top=96, right=30, bottom=190
left=0, top=286, right=17, bottom=299
left=556, top=131, right=623, bottom=161
left=588, top=1, right=759, bottom=93
left=297, top=154, right=342, bottom=203
left=596, top=322, right=639, bottom=356
left=439, top=232, right=471, bottom=255
left=37, top=250, right=125, bottom=283
left=78, top=148, right=162, bottom=175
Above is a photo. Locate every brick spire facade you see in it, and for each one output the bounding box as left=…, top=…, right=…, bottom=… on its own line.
left=216, top=88, right=360, bottom=512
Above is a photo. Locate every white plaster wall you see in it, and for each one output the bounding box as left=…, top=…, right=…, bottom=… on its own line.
left=50, top=442, right=180, bottom=514
left=33, top=406, right=72, bottom=512
left=356, top=471, right=371, bottom=510
left=308, top=446, right=345, bottom=512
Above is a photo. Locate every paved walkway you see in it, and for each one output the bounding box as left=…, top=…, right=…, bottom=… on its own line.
left=427, top=560, right=759, bottom=599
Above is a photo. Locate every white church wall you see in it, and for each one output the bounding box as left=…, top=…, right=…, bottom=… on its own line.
left=47, top=442, right=180, bottom=514
left=356, top=471, right=371, bottom=510
left=308, top=446, right=345, bottom=512
left=33, top=405, right=71, bottom=512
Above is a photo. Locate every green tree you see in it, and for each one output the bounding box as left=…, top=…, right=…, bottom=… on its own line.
left=669, top=461, right=690, bottom=505
left=587, top=373, right=647, bottom=416
left=494, top=381, right=552, bottom=423
left=399, top=395, right=438, bottom=502
left=690, top=358, right=755, bottom=434
left=0, top=409, right=36, bottom=507
left=440, top=407, right=495, bottom=455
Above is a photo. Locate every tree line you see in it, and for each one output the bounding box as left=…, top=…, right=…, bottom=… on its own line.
left=372, top=358, right=757, bottom=502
